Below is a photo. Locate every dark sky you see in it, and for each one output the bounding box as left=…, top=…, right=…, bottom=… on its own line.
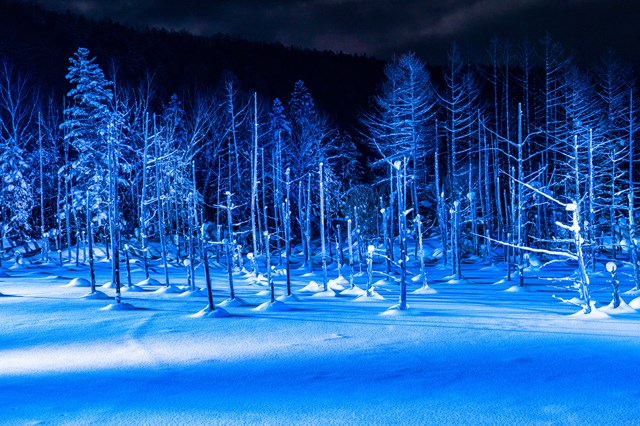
left=25, top=0, right=640, bottom=64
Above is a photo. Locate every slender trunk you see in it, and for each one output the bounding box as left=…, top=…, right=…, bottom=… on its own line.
left=305, top=173, right=312, bottom=273
left=608, top=262, right=620, bottom=309
left=298, top=181, right=306, bottom=267
left=250, top=92, right=259, bottom=275
left=87, top=191, right=96, bottom=293
left=284, top=168, right=292, bottom=295
left=572, top=205, right=592, bottom=313
left=65, top=176, right=71, bottom=263
left=336, top=224, right=343, bottom=277
left=416, top=214, right=429, bottom=289
left=109, top=122, right=121, bottom=304
left=189, top=161, right=197, bottom=291
left=265, top=232, right=274, bottom=303
left=225, top=191, right=236, bottom=299
left=154, top=116, right=170, bottom=287
left=517, top=103, right=524, bottom=287
left=435, top=129, right=448, bottom=267
left=629, top=90, right=639, bottom=290
left=56, top=175, right=62, bottom=266
left=124, top=246, right=132, bottom=288
left=366, top=244, right=374, bottom=295
left=588, top=129, right=596, bottom=273
left=203, top=236, right=215, bottom=311
left=388, top=163, right=395, bottom=263
left=319, top=162, right=328, bottom=291
left=383, top=207, right=391, bottom=275
left=140, top=113, right=150, bottom=280
left=397, top=161, right=408, bottom=309
left=38, top=112, right=48, bottom=262
left=348, top=219, right=355, bottom=289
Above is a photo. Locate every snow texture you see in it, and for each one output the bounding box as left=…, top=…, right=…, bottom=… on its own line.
left=2, top=242, right=640, bottom=425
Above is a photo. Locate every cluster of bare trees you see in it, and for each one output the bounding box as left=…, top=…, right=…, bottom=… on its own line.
left=0, top=38, right=638, bottom=311
left=362, top=39, right=638, bottom=311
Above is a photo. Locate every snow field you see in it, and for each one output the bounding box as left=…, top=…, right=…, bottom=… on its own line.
left=1, top=246, right=640, bottom=425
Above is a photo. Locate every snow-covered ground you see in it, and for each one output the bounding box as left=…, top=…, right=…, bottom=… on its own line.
left=2, top=244, right=640, bottom=425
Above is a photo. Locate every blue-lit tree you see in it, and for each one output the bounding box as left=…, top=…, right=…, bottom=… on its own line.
left=0, top=61, right=34, bottom=245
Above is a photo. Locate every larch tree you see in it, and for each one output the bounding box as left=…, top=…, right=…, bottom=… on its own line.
left=0, top=61, right=34, bottom=243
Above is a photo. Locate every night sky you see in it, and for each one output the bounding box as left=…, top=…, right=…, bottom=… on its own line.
left=16, top=0, right=640, bottom=64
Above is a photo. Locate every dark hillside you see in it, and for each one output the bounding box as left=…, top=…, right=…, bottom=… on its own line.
left=0, top=0, right=384, bottom=127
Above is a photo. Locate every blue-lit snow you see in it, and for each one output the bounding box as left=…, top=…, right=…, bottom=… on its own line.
left=1, top=242, right=640, bottom=425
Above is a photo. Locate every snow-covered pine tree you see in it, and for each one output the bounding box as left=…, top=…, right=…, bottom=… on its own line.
left=61, top=47, right=113, bottom=227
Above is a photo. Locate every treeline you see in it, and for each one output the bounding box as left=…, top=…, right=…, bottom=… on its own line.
left=0, top=0, right=383, bottom=129
left=1, top=3, right=640, bottom=310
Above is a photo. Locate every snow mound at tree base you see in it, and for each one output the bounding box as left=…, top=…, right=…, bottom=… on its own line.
left=9, top=262, right=28, bottom=270
left=178, top=288, right=208, bottom=297
left=480, top=264, right=501, bottom=272
left=446, top=278, right=470, bottom=285
left=504, top=285, right=531, bottom=293
left=276, top=294, right=302, bottom=302
left=332, top=275, right=349, bottom=286
left=191, top=306, right=231, bottom=318
left=254, top=300, right=291, bottom=312
left=65, top=277, right=91, bottom=287
left=81, top=291, right=110, bottom=300
left=598, top=298, right=637, bottom=315
left=412, top=286, right=437, bottom=295
left=327, top=279, right=345, bottom=291
left=569, top=302, right=610, bottom=318
left=153, top=285, right=184, bottom=294
left=137, top=277, right=162, bottom=286
left=219, top=297, right=250, bottom=308
left=0, top=271, right=11, bottom=278
left=100, top=302, right=137, bottom=311
left=628, top=297, right=640, bottom=309
left=339, top=286, right=367, bottom=297
left=299, top=281, right=324, bottom=293
left=380, top=304, right=414, bottom=316
left=437, top=275, right=469, bottom=284
left=122, top=285, right=145, bottom=293
left=355, top=289, right=384, bottom=301
left=311, top=289, right=337, bottom=298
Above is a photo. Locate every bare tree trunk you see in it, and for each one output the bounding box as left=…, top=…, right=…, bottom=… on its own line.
left=348, top=219, right=355, bottom=289
left=284, top=168, right=292, bottom=296
left=154, top=116, right=170, bottom=288
left=250, top=92, right=259, bottom=275
left=108, top=122, right=121, bottom=304
left=305, top=173, right=312, bottom=273
left=319, top=162, right=328, bottom=291
left=87, top=191, right=96, bottom=294
left=225, top=191, right=236, bottom=300
left=140, top=113, right=150, bottom=280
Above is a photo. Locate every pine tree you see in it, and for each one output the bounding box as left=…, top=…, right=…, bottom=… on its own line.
left=62, top=47, right=113, bottom=197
